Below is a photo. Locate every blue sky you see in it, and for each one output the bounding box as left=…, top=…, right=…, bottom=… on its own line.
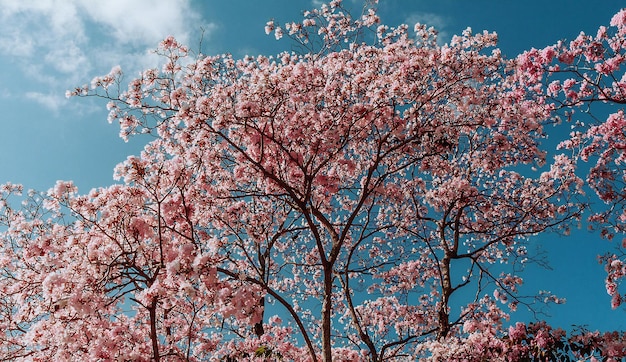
left=0, top=0, right=624, bottom=332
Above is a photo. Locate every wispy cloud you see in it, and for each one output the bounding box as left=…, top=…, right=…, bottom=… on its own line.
left=0, top=0, right=215, bottom=112
left=310, top=0, right=325, bottom=9
left=78, top=0, right=199, bottom=47
left=24, top=91, right=67, bottom=113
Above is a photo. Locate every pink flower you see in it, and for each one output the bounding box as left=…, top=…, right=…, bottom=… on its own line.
left=611, top=294, right=622, bottom=309
left=508, top=322, right=527, bottom=341
left=558, top=51, right=576, bottom=64
left=610, top=9, right=626, bottom=28
left=265, top=20, right=275, bottom=35
left=274, top=26, right=283, bottom=40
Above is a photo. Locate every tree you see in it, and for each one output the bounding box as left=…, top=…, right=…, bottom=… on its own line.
left=0, top=1, right=612, bottom=361
left=513, top=8, right=626, bottom=313
left=422, top=321, right=626, bottom=361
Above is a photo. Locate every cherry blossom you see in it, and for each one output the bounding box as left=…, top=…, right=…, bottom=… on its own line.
left=3, top=1, right=626, bottom=361
left=516, top=7, right=626, bottom=313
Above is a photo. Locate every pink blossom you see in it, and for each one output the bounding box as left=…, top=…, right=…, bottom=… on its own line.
left=13, top=3, right=626, bottom=361
left=264, top=20, right=275, bottom=35
left=508, top=322, right=527, bottom=341
left=610, top=9, right=626, bottom=28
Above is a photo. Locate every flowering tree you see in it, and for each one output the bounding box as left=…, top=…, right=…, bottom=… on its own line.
left=421, top=321, right=626, bottom=361
left=0, top=1, right=607, bottom=361
left=513, top=8, right=626, bottom=313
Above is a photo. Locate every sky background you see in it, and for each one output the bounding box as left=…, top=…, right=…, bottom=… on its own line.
left=0, top=0, right=624, bottom=333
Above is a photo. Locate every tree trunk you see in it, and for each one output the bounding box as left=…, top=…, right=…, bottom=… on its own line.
left=254, top=297, right=265, bottom=337
left=322, top=266, right=333, bottom=362
left=438, top=256, right=452, bottom=340
left=149, top=298, right=161, bottom=362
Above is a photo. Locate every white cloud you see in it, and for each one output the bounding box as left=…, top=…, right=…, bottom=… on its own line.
left=77, top=0, right=198, bottom=47
left=311, top=0, right=325, bottom=8
left=25, top=91, right=67, bottom=113
left=0, top=0, right=214, bottom=112
left=44, top=41, right=90, bottom=75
